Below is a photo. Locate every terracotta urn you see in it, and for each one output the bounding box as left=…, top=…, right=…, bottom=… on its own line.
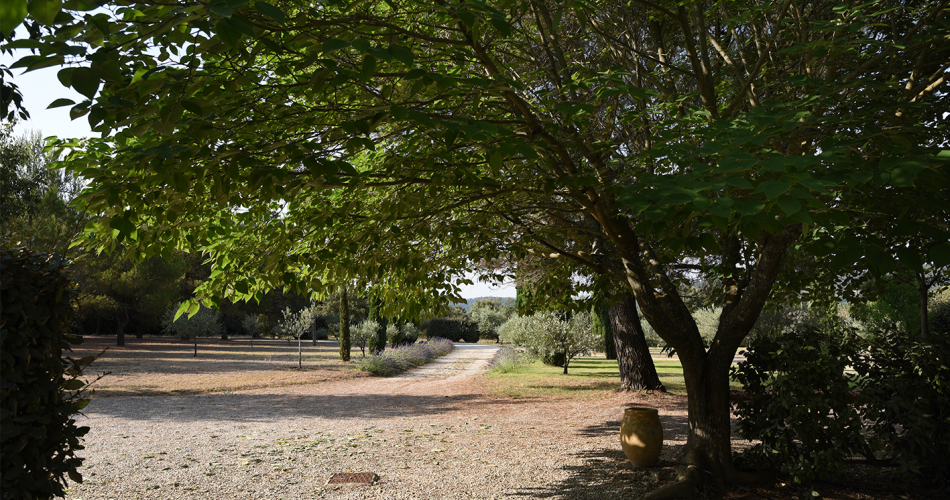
left=620, top=407, right=663, bottom=467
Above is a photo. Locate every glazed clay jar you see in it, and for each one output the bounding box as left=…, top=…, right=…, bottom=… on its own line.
left=620, top=407, right=663, bottom=467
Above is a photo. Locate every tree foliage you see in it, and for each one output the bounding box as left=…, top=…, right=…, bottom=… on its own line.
left=0, top=248, right=95, bottom=500
left=498, top=311, right=597, bottom=374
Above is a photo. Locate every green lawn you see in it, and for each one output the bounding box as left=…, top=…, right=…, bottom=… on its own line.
left=483, top=355, right=746, bottom=399
left=483, top=356, right=690, bottom=399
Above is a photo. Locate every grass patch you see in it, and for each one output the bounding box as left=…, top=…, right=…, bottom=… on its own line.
left=483, top=356, right=711, bottom=398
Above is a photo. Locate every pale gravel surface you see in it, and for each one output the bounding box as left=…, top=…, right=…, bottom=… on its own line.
left=65, top=344, right=688, bottom=500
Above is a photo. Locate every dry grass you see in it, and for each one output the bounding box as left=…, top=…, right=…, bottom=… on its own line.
left=70, top=336, right=368, bottom=397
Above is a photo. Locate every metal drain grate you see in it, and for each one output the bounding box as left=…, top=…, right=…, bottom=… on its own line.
left=326, top=472, right=378, bottom=485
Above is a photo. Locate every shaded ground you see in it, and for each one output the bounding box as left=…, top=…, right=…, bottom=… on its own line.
left=71, top=336, right=367, bottom=397
left=65, top=336, right=945, bottom=499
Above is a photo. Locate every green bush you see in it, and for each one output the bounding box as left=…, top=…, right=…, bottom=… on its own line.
left=498, top=311, right=598, bottom=374
left=386, top=323, right=406, bottom=346
left=930, top=289, right=950, bottom=335
left=733, top=322, right=950, bottom=485
left=1, top=248, right=96, bottom=499
left=426, top=318, right=479, bottom=342
left=732, top=325, right=864, bottom=483
left=852, top=331, right=950, bottom=482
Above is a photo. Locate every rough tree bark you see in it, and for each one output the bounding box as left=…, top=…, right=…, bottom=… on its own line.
left=115, top=309, right=128, bottom=347
left=608, top=293, right=665, bottom=392
left=339, top=287, right=351, bottom=361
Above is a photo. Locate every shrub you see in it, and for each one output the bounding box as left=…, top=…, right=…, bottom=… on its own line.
left=312, top=327, right=331, bottom=341
left=241, top=314, right=260, bottom=338
left=930, top=288, right=950, bottom=335
left=401, top=322, right=420, bottom=344
left=1, top=248, right=96, bottom=499
left=498, top=311, right=598, bottom=374
left=852, top=330, right=950, bottom=483
left=733, top=322, right=950, bottom=485
left=426, top=317, right=479, bottom=342
left=356, top=337, right=454, bottom=376
left=487, top=347, right=524, bottom=373
left=386, top=323, right=406, bottom=346
left=732, top=325, right=864, bottom=483
left=469, top=299, right=514, bottom=342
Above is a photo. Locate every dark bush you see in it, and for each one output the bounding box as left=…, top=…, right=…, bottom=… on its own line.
left=732, top=325, right=864, bottom=483
left=541, top=351, right=566, bottom=367
left=478, top=330, right=499, bottom=342
left=733, top=322, right=950, bottom=485
left=1, top=248, right=96, bottom=499
left=852, top=330, right=950, bottom=483
left=426, top=318, right=479, bottom=342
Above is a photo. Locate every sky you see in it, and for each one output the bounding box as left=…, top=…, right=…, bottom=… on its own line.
left=5, top=53, right=516, bottom=299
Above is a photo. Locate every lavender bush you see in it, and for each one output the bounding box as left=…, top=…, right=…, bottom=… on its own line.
left=356, top=337, right=454, bottom=376
left=487, top=346, right=525, bottom=373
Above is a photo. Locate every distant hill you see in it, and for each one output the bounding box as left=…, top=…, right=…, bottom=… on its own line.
left=451, top=296, right=516, bottom=311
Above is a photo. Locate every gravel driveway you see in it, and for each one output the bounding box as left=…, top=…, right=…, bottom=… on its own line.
left=65, top=343, right=686, bottom=500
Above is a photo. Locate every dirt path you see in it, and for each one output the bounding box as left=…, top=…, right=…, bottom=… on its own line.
left=64, top=342, right=687, bottom=500
left=392, top=343, right=502, bottom=380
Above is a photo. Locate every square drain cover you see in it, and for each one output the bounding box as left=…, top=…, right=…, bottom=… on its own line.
left=327, top=472, right=378, bottom=485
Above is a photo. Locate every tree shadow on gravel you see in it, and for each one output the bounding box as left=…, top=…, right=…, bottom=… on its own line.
left=82, top=392, right=541, bottom=422
left=512, top=415, right=689, bottom=500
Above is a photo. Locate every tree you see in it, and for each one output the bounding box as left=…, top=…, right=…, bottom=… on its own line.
left=498, top=310, right=598, bottom=374
left=11, top=1, right=950, bottom=495
left=468, top=297, right=514, bottom=341
left=339, top=286, right=351, bottom=361
left=609, top=293, right=665, bottom=392
left=161, top=303, right=222, bottom=356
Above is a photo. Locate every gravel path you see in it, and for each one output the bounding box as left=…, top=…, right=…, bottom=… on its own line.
left=65, top=344, right=686, bottom=500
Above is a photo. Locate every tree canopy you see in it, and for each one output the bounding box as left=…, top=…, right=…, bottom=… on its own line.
left=6, top=0, right=949, bottom=495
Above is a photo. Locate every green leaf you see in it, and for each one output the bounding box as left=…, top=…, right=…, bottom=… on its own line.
left=389, top=45, right=414, bottom=67
left=776, top=196, right=802, bottom=215
left=725, top=177, right=753, bottom=189
left=322, top=38, right=350, bottom=53
left=390, top=104, right=408, bottom=121
left=893, top=247, right=924, bottom=273
left=47, top=98, right=75, bottom=109
left=755, top=180, right=791, bottom=199
left=488, top=150, right=502, bottom=173
left=210, top=5, right=233, bottom=17
left=351, top=38, right=370, bottom=53
left=215, top=19, right=242, bottom=48
left=490, top=17, right=511, bottom=36
left=361, top=54, right=376, bottom=80
left=225, top=15, right=256, bottom=38
left=62, top=379, right=84, bottom=390
left=254, top=1, right=285, bottom=23
left=70, top=67, right=100, bottom=99
left=0, top=0, right=28, bottom=36
left=929, top=243, right=950, bottom=268
left=28, top=0, right=61, bottom=26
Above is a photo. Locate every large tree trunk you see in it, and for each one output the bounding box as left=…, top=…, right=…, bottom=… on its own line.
left=609, top=293, right=665, bottom=392
left=115, top=309, right=128, bottom=347
left=339, top=287, right=351, bottom=361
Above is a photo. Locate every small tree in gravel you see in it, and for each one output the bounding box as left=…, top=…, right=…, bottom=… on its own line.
left=162, top=304, right=222, bottom=356
left=498, top=311, right=598, bottom=374
left=276, top=304, right=319, bottom=368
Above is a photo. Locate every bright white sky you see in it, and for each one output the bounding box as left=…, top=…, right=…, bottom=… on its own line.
left=5, top=52, right=516, bottom=299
